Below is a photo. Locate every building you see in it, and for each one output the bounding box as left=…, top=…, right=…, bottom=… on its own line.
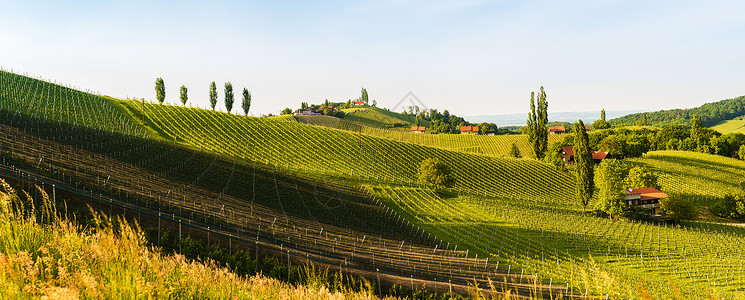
left=559, top=146, right=611, bottom=164
left=294, top=108, right=314, bottom=115
left=411, top=126, right=426, bottom=133
left=353, top=99, right=366, bottom=106
left=625, top=188, right=668, bottom=215
left=549, top=126, right=566, bottom=134
left=459, top=126, right=480, bottom=135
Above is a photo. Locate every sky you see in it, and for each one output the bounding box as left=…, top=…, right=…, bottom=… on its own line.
left=1, top=0, right=744, bottom=118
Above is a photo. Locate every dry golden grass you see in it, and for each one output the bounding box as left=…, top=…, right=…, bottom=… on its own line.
left=0, top=179, right=390, bottom=299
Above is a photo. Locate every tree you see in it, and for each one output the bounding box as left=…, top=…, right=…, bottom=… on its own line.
left=594, top=158, right=629, bottom=218
left=155, top=77, right=165, bottom=104
left=415, top=116, right=420, bottom=127
left=597, top=135, right=627, bottom=158
left=574, top=120, right=594, bottom=211
left=509, top=142, right=521, bottom=158
left=417, top=158, right=455, bottom=188
left=543, top=142, right=567, bottom=172
left=281, top=107, right=292, bottom=115
left=179, top=85, right=188, bottom=106
left=527, top=87, right=548, bottom=159
left=209, top=81, right=218, bottom=110
left=659, top=195, right=696, bottom=222
left=242, top=88, right=251, bottom=116
left=623, top=166, right=659, bottom=190
left=361, top=88, right=368, bottom=104
left=372, top=100, right=377, bottom=107
left=592, top=109, right=610, bottom=130
left=691, top=113, right=703, bottom=149
left=738, top=145, right=745, bottom=160
left=712, top=192, right=745, bottom=219
left=224, top=82, right=234, bottom=113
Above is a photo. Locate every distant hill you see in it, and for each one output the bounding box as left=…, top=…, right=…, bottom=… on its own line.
left=467, top=110, right=642, bottom=127
left=609, top=95, right=745, bottom=127
left=341, top=106, right=428, bottom=129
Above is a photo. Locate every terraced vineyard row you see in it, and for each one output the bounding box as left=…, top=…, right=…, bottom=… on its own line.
left=129, top=102, right=574, bottom=203
left=0, top=70, right=571, bottom=297
left=368, top=185, right=745, bottom=299
left=0, top=117, right=564, bottom=297
left=0, top=69, right=148, bottom=137
left=626, top=150, right=745, bottom=205
left=295, top=115, right=564, bottom=157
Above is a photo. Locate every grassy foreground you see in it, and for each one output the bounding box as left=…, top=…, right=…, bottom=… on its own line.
left=0, top=179, right=384, bottom=299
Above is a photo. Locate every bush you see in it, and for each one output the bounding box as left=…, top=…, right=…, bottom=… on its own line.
left=659, top=194, right=696, bottom=222
left=417, top=158, right=455, bottom=188
left=711, top=192, right=745, bottom=219
left=509, top=142, right=521, bottom=158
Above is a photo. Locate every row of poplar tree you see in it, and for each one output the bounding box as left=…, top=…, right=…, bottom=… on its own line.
left=154, top=78, right=253, bottom=115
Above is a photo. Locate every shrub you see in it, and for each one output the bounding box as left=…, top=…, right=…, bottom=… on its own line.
left=417, top=158, right=455, bottom=188
left=659, top=194, right=696, bottom=222
left=711, top=192, right=745, bottom=219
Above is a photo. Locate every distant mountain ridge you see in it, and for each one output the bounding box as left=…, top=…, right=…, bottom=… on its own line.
left=467, top=110, right=642, bottom=127
left=608, top=95, right=745, bottom=127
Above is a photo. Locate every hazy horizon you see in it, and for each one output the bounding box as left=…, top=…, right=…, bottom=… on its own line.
left=2, top=1, right=744, bottom=117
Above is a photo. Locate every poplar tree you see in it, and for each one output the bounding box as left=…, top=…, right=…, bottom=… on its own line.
left=242, top=88, right=251, bottom=116
left=574, top=119, right=594, bottom=211
left=179, top=85, right=188, bottom=106
left=527, top=86, right=548, bottom=159
left=209, top=81, right=218, bottom=110
left=224, top=82, right=234, bottom=113
left=155, top=77, right=165, bottom=104
left=361, top=88, right=369, bottom=103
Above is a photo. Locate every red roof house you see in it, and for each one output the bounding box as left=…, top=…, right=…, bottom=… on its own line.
left=459, top=126, right=480, bottom=135
left=559, top=146, right=610, bottom=164
left=625, top=188, right=668, bottom=215
left=411, top=126, right=426, bottom=133
left=353, top=99, right=366, bottom=106
left=549, top=126, right=566, bottom=134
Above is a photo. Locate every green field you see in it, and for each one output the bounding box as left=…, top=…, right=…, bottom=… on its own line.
left=627, top=150, right=745, bottom=206
left=295, top=114, right=563, bottom=157
left=3, top=69, right=745, bottom=298
left=710, top=116, right=745, bottom=134
left=342, top=106, right=428, bottom=129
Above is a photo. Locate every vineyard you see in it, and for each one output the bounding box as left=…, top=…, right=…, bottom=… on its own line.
left=118, top=101, right=573, bottom=203
left=626, top=150, right=745, bottom=206
left=0, top=70, right=571, bottom=297
left=295, top=115, right=563, bottom=158
left=710, top=117, right=745, bottom=134
left=368, top=184, right=745, bottom=299
left=2, top=69, right=745, bottom=299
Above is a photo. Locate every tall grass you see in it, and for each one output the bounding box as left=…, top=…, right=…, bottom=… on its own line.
left=0, top=179, right=386, bottom=299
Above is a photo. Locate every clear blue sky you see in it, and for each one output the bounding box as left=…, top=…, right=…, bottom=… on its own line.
left=1, top=0, right=744, bottom=117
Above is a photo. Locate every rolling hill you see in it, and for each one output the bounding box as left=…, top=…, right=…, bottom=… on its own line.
left=609, top=95, right=745, bottom=127
left=3, top=69, right=745, bottom=298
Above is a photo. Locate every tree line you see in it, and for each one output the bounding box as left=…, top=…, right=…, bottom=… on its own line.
left=154, top=77, right=252, bottom=115
left=609, top=95, right=745, bottom=127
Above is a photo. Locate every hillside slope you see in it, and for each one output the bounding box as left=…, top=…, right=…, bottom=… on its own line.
left=296, top=115, right=563, bottom=158
left=710, top=116, right=745, bottom=134
left=626, top=150, right=745, bottom=206
left=609, top=95, right=745, bottom=127
left=0, top=179, right=382, bottom=300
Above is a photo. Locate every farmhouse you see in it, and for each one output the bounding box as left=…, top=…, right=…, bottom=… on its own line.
left=411, top=126, right=426, bottom=133
left=294, top=107, right=314, bottom=115
left=549, top=126, right=566, bottom=134
left=559, top=146, right=610, bottom=164
left=459, top=126, right=480, bottom=135
left=625, top=188, right=668, bottom=215
left=353, top=99, right=366, bottom=106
